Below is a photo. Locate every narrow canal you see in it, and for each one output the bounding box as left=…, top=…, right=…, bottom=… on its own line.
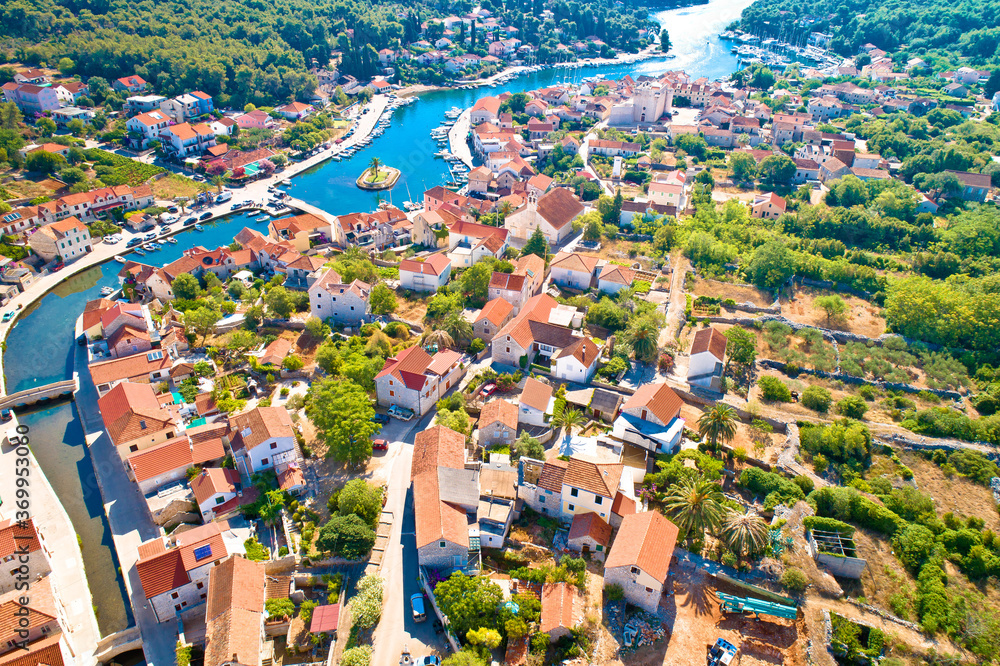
left=1, top=0, right=751, bottom=639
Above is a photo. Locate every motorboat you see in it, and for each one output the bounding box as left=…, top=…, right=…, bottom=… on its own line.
left=142, top=243, right=156, bottom=251
left=194, top=224, right=204, bottom=231
left=114, top=255, right=127, bottom=263
left=166, top=237, right=178, bottom=244
left=134, top=248, right=146, bottom=256
left=101, top=286, right=115, bottom=296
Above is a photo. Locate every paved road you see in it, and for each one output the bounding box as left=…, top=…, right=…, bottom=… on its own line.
left=371, top=409, right=449, bottom=666
left=73, top=343, right=177, bottom=666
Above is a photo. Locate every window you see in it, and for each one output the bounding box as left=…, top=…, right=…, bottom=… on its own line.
left=596, top=544, right=603, bottom=552
left=269, top=442, right=277, bottom=450
left=570, top=488, right=578, bottom=497
left=196, top=582, right=204, bottom=589
left=129, top=445, right=139, bottom=453
left=261, top=458, right=269, bottom=465
left=630, top=566, right=640, bottom=575
left=175, top=604, right=182, bottom=612
left=440, top=541, right=446, bottom=548
left=389, top=391, right=394, bottom=397
left=215, top=496, right=224, bottom=505
left=594, top=495, right=603, bottom=505
left=171, top=592, right=179, bottom=599
left=645, top=587, right=653, bottom=593
left=567, top=504, right=575, bottom=511
left=539, top=496, right=545, bottom=503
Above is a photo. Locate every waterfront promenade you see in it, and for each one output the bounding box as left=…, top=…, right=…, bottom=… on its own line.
left=448, top=107, right=474, bottom=169
left=0, top=428, right=100, bottom=665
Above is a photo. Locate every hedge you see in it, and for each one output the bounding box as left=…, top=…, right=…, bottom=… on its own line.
left=810, top=486, right=907, bottom=536
left=803, top=516, right=856, bottom=536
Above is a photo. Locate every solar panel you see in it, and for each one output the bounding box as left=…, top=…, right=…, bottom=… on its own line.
left=193, top=544, right=213, bottom=561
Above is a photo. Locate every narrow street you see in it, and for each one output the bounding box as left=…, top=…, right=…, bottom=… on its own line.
left=659, top=250, right=689, bottom=346
left=371, top=409, right=449, bottom=666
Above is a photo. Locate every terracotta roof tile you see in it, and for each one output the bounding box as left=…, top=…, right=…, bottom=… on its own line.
left=375, top=345, right=434, bottom=391
left=622, top=382, right=683, bottom=425
left=0, top=518, right=41, bottom=560
left=540, top=582, right=578, bottom=634
left=128, top=438, right=193, bottom=482
left=489, top=272, right=526, bottom=292
left=563, top=459, right=622, bottom=499
left=411, top=425, right=466, bottom=479
left=691, top=327, right=727, bottom=361
left=480, top=399, right=518, bottom=431
left=599, top=264, right=635, bottom=286
left=476, top=298, right=514, bottom=326
left=555, top=337, right=599, bottom=367
left=98, top=382, right=175, bottom=446
left=230, top=406, right=294, bottom=451
left=0, top=633, right=64, bottom=666
left=568, top=512, right=612, bottom=546
left=205, top=556, right=265, bottom=666
left=519, top=378, right=553, bottom=413
left=550, top=252, right=599, bottom=274
left=605, top=511, right=678, bottom=583
left=190, top=467, right=241, bottom=505
left=537, top=459, right=568, bottom=493
left=413, top=469, right=470, bottom=549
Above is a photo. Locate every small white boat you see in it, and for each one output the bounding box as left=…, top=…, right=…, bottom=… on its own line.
left=194, top=224, right=204, bottom=231
left=142, top=243, right=156, bottom=251
left=134, top=248, right=146, bottom=256
left=101, top=286, right=115, bottom=296
left=166, top=237, right=178, bottom=244
left=114, top=255, right=127, bottom=264
left=255, top=215, right=269, bottom=222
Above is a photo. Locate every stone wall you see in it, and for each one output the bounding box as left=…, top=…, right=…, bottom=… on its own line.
left=758, top=359, right=963, bottom=401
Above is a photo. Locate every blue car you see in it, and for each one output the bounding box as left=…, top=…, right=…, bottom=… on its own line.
left=370, top=414, right=389, bottom=425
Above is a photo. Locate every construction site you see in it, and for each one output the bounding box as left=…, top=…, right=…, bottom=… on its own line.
left=604, top=566, right=808, bottom=666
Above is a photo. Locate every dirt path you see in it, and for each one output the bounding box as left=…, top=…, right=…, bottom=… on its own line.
left=659, top=251, right=690, bottom=347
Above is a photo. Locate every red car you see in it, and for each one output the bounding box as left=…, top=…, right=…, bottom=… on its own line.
left=372, top=439, right=388, bottom=451
left=481, top=383, right=498, bottom=397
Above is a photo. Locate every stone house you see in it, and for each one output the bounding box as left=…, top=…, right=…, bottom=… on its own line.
left=551, top=337, right=600, bottom=383
left=688, top=327, right=727, bottom=390
left=0, top=519, right=50, bottom=595
left=604, top=511, right=679, bottom=613
left=567, top=512, right=613, bottom=561
left=504, top=188, right=585, bottom=244
left=28, top=216, right=91, bottom=263
left=478, top=399, right=518, bottom=447
left=98, top=382, right=179, bottom=459
left=229, top=406, right=298, bottom=476
left=374, top=347, right=466, bottom=416
left=308, top=267, right=371, bottom=325
left=540, top=582, right=582, bottom=642
left=473, top=298, right=514, bottom=343
left=488, top=271, right=531, bottom=315
left=399, top=253, right=452, bottom=292
left=612, top=382, right=685, bottom=455
left=549, top=252, right=600, bottom=290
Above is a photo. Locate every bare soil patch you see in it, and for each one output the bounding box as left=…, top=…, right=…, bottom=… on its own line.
left=151, top=173, right=201, bottom=200
left=899, top=450, right=1000, bottom=532
left=689, top=276, right=773, bottom=307
left=780, top=286, right=885, bottom=338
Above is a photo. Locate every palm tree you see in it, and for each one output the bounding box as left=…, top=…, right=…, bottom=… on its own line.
left=442, top=310, right=472, bottom=346
left=615, top=286, right=636, bottom=312
left=719, top=509, right=769, bottom=562
left=211, top=174, right=225, bottom=193
left=698, top=404, right=738, bottom=453
left=626, top=315, right=660, bottom=364
left=663, top=478, right=725, bottom=548
left=497, top=200, right=513, bottom=226
left=369, top=156, right=382, bottom=181
left=553, top=407, right=583, bottom=434
left=421, top=329, right=454, bottom=351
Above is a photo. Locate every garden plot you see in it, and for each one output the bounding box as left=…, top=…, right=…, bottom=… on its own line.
left=760, top=321, right=838, bottom=372
left=838, top=338, right=969, bottom=390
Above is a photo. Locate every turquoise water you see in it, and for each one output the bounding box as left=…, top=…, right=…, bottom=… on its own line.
left=0, top=0, right=752, bottom=641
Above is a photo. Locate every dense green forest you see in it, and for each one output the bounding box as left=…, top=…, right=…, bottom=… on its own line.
left=738, top=0, right=1000, bottom=67
left=0, top=0, right=657, bottom=106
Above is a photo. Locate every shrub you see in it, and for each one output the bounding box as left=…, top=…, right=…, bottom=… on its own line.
left=758, top=376, right=792, bottom=402
left=738, top=467, right=805, bottom=505
left=810, top=486, right=907, bottom=536
left=605, top=584, right=624, bottom=601
left=857, top=385, right=877, bottom=401
left=341, top=646, right=373, bottom=666
left=468, top=337, right=485, bottom=354
left=793, top=475, right=815, bottom=495
left=799, top=420, right=873, bottom=470
left=802, top=516, right=856, bottom=535
left=836, top=396, right=868, bottom=419
left=780, top=568, right=808, bottom=593
left=813, top=453, right=829, bottom=473
left=801, top=385, right=832, bottom=412
left=265, top=597, right=295, bottom=619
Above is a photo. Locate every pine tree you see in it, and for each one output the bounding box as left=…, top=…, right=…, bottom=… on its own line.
left=521, top=227, right=548, bottom=260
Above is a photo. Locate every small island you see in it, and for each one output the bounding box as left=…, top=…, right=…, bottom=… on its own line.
left=356, top=157, right=400, bottom=191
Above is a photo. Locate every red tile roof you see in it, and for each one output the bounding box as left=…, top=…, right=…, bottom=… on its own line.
left=555, top=337, right=599, bottom=367
left=413, top=468, right=469, bottom=549
left=375, top=345, right=434, bottom=391
left=537, top=459, right=568, bottom=493
left=563, top=459, right=622, bottom=499
left=489, top=272, right=526, bottom=292
left=205, top=556, right=265, bottom=666
left=230, top=406, right=294, bottom=451
left=128, top=437, right=193, bottom=482
left=568, top=512, right=612, bottom=546
left=98, top=382, right=174, bottom=446
left=309, top=604, right=340, bottom=634
left=480, top=399, right=518, bottom=431
left=519, top=378, right=553, bottom=413
left=411, top=425, right=466, bottom=479
left=691, top=327, right=727, bottom=361
left=476, top=298, right=514, bottom=327
left=399, top=252, right=451, bottom=276
left=550, top=252, right=599, bottom=274
left=622, top=382, right=683, bottom=425
left=605, top=511, right=678, bottom=583
left=540, top=582, right=578, bottom=634
left=0, top=518, right=41, bottom=561
left=191, top=467, right=241, bottom=505
left=0, top=633, right=64, bottom=666
left=137, top=523, right=228, bottom=598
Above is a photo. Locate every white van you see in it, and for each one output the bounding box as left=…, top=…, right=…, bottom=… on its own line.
left=216, top=191, right=233, bottom=203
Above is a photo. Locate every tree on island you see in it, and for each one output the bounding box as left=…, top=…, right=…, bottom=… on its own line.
left=368, top=156, right=382, bottom=180
left=660, top=29, right=671, bottom=53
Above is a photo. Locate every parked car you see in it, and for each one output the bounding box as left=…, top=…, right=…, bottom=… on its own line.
left=1, top=311, right=13, bottom=323
left=372, top=439, right=388, bottom=451
left=388, top=405, right=414, bottom=421
left=0, top=409, right=11, bottom=422
left=126, top=238, right=143, bottom=247
left=167, top=206, right=179, bottom=214
left=480, top=383, right=497, bottom=397
left=414, top=658, right=441, bottom=666
left=182, top=217, right=197, bottom=226
left=410, top=593, right=426, bottom=622
left=370, top=413, right=389, bottom=425
left=144, top=232, right=158, bottom=241
left=199, top=212, right=213, bottom=220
